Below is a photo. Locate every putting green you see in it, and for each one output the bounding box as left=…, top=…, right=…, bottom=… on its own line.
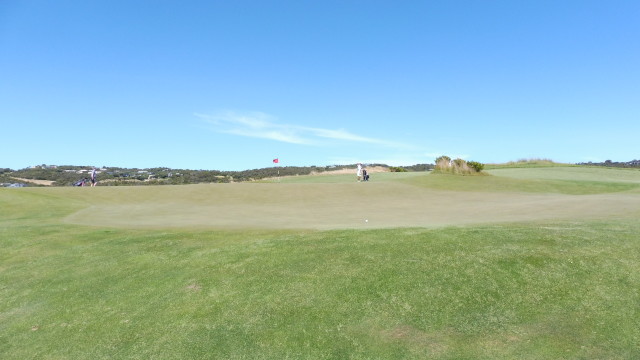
left=58, top=171, right=640, bottom=230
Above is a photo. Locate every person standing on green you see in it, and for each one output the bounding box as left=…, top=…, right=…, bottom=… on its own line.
left=90, top=167, right=97, bottom=187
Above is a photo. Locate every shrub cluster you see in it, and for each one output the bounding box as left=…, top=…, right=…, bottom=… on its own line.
left=466, top=161, right=485, bottom=172
left=434, top=156, right=484, bottom=175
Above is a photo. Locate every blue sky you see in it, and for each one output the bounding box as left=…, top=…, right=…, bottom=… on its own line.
left=1, top=1, right=638, bottom=171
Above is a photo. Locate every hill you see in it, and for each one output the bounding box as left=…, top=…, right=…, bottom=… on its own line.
left=0, top=163, right=433, bottom=187
left=44, top=166, right=640, bottom=230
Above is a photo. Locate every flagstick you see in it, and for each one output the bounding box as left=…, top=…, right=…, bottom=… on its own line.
left=273, top=158, right=280, bottom=182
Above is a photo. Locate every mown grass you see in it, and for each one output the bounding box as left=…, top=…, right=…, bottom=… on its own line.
left=485, top=159, right=575, bottom=169
left=273, top=166, right=640, bottom=194
left=489, top=166, right=640, bottom=183
left=265, top=171, right=423, bottom=184
left=2, top=218, right=639, bottom=359
left=394, top=166, right=640, bottom=195
left=2, top=167, right=640, bottom=359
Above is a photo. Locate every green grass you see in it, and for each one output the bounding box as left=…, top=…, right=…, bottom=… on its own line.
left=484, top=159, right=575, bottom=169
left=400, top=167, right=640, bottom=195
left=263, top=171, right=424, bottom=184
left=489, top=166, right=640, bottom=183
left=2, top=167, right=640, bottom=359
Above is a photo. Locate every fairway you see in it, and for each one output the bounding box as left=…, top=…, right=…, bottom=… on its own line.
left=5, top=1, right=640, bottom=357
left=2, top=166, right=640, bottom=359
left=488, top=166, right=640, bottom=183
left=59, top=168, right=640, bottom=230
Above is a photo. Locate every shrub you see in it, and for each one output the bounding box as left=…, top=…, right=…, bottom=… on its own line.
left=433, top=156, right=485, bottom=175
left=434, top=156, right=451, bottom=172
left=466, top=161, right=485, bottom=172
left=453, top=158, right=466, bottom=167
left=435, top=155, right=451, bottom=164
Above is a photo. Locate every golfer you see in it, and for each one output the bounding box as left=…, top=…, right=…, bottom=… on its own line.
left=90, top=167, right=97, bottom=187
left=356, top=163, right=362, bottom=182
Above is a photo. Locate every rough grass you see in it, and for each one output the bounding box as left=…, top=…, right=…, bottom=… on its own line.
left=488, top=166, right=640, bottom=183
left=485, top=159, right=572, bottom=169
left=2, top=166, right=640, bottom=359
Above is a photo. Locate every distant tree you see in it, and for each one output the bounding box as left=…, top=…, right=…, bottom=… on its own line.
left=403, top=164, right=434, bottom=171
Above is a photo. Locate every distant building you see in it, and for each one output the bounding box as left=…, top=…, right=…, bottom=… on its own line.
left=2, top=183, right=26, bottom=188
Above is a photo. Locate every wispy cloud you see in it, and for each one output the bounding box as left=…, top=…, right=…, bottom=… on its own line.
left=196, top=111, right=310, bottom=144
left=196, top=111, right=411, bottom=148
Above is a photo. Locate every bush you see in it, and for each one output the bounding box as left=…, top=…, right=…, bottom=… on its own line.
left=435, top=155, right=451, bottom=164
left=434, top=156, right=451, bottom=172
left=466, top=161, right=485, bottom=172
left=453, top=158, right=466, bottom=167
left=433, top=156, right=484, bottom=175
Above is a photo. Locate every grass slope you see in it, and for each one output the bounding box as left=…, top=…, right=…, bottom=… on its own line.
left=403, top=167, right=640, bottom=195
left=55, top=167, right=640, bottom=229
left=2, top=166, right=640, bottom=359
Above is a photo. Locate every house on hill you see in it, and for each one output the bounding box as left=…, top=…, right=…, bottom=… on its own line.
left=2, top=183, right=26, bottom=188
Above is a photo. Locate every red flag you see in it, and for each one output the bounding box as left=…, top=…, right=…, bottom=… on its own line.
left=273, top=158, right=279, bottom=163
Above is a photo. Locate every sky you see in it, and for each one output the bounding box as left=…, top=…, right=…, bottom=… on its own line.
left=1, top=0, right=638, bottom=171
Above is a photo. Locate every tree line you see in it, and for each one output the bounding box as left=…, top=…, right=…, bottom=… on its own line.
left=1, top=163, right=435, bottom=187
left=577, top=160, right=640, bottom=168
